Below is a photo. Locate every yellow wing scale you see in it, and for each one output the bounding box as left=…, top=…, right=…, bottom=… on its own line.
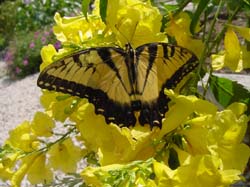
left=37, top=43, right=198, bottom=128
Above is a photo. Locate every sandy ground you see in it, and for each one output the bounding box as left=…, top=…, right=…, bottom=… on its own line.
left=0, top=73, right=42, bottom=145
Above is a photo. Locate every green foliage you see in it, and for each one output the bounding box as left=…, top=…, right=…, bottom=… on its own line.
left=0, top=0, right=19, bottom=50
left=82, top=0, right=91, bottom=21
left=15, top=0, right=82, bottom=32
left=5, top=28, right=58, bottom=78
left=168, top=148, right=180, bottom=169
left=98, top=159, right=154, bottom=187
left=209, top=75, right=250, bottom=114
left=99, top=0, right=108, bottom=23
left=1, top=0, right=82, bottom=78
left=190, top=0, right=210, bottom=34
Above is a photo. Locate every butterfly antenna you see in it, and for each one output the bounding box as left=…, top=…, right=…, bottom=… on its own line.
left=114, top=18, right=139, bottom=47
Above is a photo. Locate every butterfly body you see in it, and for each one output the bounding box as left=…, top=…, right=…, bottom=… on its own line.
left=38, top=43, right=198, bottom=128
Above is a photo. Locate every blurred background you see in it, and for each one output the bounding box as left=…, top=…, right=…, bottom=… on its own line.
left=0, top=0, right=82, bottom=79
left=0, top=1, right=249, bottom=186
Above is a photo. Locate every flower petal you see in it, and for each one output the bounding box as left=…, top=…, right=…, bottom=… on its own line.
left=224, top=29, right=241, bottom=71
left=31, top=112, right=55, bottom=137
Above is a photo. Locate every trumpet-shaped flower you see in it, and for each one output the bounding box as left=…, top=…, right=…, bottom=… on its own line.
left=48, top=138, right=82, bottom=173
left=212, top=26, right=250, bottom=71
left=5, top=121, right=39, bottom=152
left=11, top=153, right=40, bottom=187
left=106, top=0, right=166, bottom=48
left=165, top=12, right=204, bottom=58
left=40, top=91, right=80, bottom=122
left=40, top=44, right=57, bottom=71
left=0, top=163, right=13, bottom=181
left=224, top=28, right=241, bottom=71
left=31, top=112, right=55, bottom=137
left=153, top=155, right=242, bottom=187
left=77, top=103, right=162, bottom=166
left=26, top=154, right=53, bottom=184
left=208, top=109, right=250, bottom=171
left=53, top=13, right=107, bottom=47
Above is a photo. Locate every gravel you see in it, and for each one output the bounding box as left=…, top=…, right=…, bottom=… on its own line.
left=0, top=73, right=42, bottom=145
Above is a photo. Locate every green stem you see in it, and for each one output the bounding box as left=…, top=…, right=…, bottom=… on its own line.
left=21, top=126, right=77, bottom=158
left=45, top=126, right=77, bottom=151
left=196, top=0, right=225, bottom=98
left=211, top=6, right=241, bottom=53
left=173, top=0, right=193, bottom=17
left=201, top=5, right=241, bottom=97
left=198, top=0, right=225, bottom=71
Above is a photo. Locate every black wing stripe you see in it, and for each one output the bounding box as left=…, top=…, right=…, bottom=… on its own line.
left=170, top=45, right=175, bottom=57
left=97, top=48, right=130, bottom=94
left=165, top=55, right=198, bottom=89
left=141, top=43, right=157, bottom=93
left=38, top=73, right=137, bottom=126
left=162, top=44, right=169, bottom=59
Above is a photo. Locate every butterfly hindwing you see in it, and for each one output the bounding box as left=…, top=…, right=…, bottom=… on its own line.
left=135, top=43, right=198, bottom=126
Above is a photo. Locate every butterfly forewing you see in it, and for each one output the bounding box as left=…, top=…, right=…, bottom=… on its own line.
left=37, top=47, right=137, bottom=125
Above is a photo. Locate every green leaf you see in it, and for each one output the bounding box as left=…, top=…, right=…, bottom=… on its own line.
left=161, top=3, right=179, bottom=12
left=56, top=94, right=71, bottom=101
left=209, top=75, right=250, bottom=114
left=168, top=148, right=180, bottom=170
left=190, top=0, right=210, bottom=35
left=82, top=0, right=91, bottom=21
left=64, top=99, right=80, bottom=114
left=227, top=0, right=245, bottom=11
left=99, top=0, right=108, bottom=23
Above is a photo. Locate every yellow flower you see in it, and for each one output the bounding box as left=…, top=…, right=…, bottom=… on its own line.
left=5, top=121, right=39, bottom=152
left=224, top=28, right=241, bottom=71
left=212, top=26, right=250, bottom=71
left=228, top=24, right=250, bottom=41
left=160, top=90, right=216, bottom=136
left=26, top=154, right=53, bottom=185
left=1, top=152, right=19, bottom=169
left=208, top=109, right=250, bottom=171
left=40, top=44, right=57, bottom=71
left=153, top=160, right=176, bottom=187
left=0, top=163, right=13, bottom=181
left=81, top=158, right=156, bottom=187
left=181, top=121, right=210, bottom=155
left=154, top=155, right=241, bottom=187
left=165, top=12, right=204, bottom=58
left=106, top=0, right=166, bottom=47
left=53, top=12, right=106, bottom=47
left=77, top=103, right=161, bottom=166
left=11, top=153, right=40, bottom=187
left=40, top=91, right=78, bottom=122
left=48, top=138, right=82, bottom=173
left=174, top=155, right=241, bottom=187
left=31, top=112, right=55, bottom=137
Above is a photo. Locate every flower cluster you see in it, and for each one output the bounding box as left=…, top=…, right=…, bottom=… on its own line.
left=212, top=25, right=250, bottom=72
left=0, top=0, right=249, bottom=186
